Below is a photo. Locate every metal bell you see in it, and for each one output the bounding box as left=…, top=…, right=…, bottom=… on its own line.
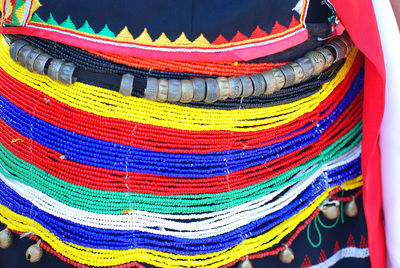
left=237, top=256, right=253, bottom=268
left=26, top=240, right=43, bottom=263
left=321, top=204, right=340, bottom=220
left=279, top=244, right=295, bottom=264
left=344, top=196, right=358, bottom=217
left=0, top=228, right=13, bottom=249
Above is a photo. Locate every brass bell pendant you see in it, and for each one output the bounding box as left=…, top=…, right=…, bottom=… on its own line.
left=0, top=228, right=13, bottom=249
left=322, top=204, right=340, bottom=220
left=26, top=240, right=43, bottom=263
left=279, top=244, right=295, bottom=264
left=238, top=256, right=253, bottom=268
left=344, top=196, right=358, bottom=217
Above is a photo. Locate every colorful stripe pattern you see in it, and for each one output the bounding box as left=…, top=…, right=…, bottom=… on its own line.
left=0, top=35, right=365, bottom=267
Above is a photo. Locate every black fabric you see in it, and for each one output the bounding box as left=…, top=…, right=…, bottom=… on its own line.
left=35, top=0, right=302, bottom=43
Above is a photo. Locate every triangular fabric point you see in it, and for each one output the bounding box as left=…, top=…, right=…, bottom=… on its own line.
left=97, top=24, right=116, bottom=38
left=212, top=34, right=229, bottom=45
left=192, top=34, right=210, bottom=46
left=46, top=13, right=59, bottom=26
left=230, top=31, right=248, bottom=42
left=359, top=235, right=368, bottom=248
left=289, top=15, right=301, bottom=28
left=78, top=20, right=95, bottom=34
left=153, top=32, right=172, bottom=46
left=60, top=16, right=76, bottom=29
left=270, top=21, right=288, bottom=35
left=173, top=32, right=191, bottom=46
left=347, top=234, right=356, bottom=247
left=301, top=254, right=312, bottom=267
left=31, top=13, right=44, bottom=23
left=317, top=249, right=327, bottom=263
left=135, top=28, right=153, bottom=43
left=333, top=241, right=340, bottom=254
left=116, top=26, right=135, bottom=42
left=250, top=26, right=268, bottom=39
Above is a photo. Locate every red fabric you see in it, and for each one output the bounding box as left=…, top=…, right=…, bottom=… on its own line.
left=330, top=0, right=386, bottom=267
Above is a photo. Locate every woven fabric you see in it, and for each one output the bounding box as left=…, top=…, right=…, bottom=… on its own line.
left=0, top=34, right=367, bottom=267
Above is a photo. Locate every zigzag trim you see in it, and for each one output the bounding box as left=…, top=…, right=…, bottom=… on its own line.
left=2, top=0, right=310, bottom=49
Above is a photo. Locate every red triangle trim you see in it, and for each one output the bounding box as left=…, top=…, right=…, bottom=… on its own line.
left=301, top=254, right=312, bottom=267
left=333, top=241, right=341, bottom=254
left=359, top=235, right=368, bottom=248
left=250, top=26, right=269, bottom=39
left=289, top=15, right=301, bottom=28
left=230, top=31, right=248, bottom=42
left=212, top=34, right=229, bottom=45
left=347, top=234, right=356, bottom=247
left=270, top=21, right=288, bottom=35
left=318, top=249, right=327, bottom=263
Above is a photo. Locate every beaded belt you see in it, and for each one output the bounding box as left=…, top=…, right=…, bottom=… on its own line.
left=0, top=34, right=364, bottom=268
left=7, top=34, right=352, bottom=102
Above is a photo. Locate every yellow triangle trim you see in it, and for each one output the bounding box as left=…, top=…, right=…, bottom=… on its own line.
left=172, top=32, right=191, bottom=46
left=134, top=28, right=153, bottom=44
left=192, top=34, right=211, bottom=46
left=116, top=26, right=135, bottom=42
left=153, top=32, right=172, bottom=46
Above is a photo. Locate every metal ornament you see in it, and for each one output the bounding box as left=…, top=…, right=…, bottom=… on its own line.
left=228, top=76, right=243, bottom=99
left=315, top=47, right=334, bottom=69
left=192, top=78, right=206, bottom=101
left=58, top=62, right=77, bottom=84
left=287, top=62, right=305, bottom=84
left=144, top=77, right=159, bottom=101
left=167, top=79, right=182, bottom=102
left=279, top=244, right=295, bottom=264
left=119, top=74, right=134, bottom=96
left=216, top=77, right=231, bottom=100
left=17, top=45, right=34, bottom=67
left=9, top=39, right=29, bottom=62
left=239, top=75, right=254, bottom=97
left=33, top=53, right=53, bottom=75
left=344, top=196, right=358, bottom=217
left=26, top=240, right=43, bottom=263
left=295, top=57, right=314, bottom=80
left=205, top=78, right=219, bottom=103
left=321, top=204, right=340, bottom=220
left=237, top=256, right=253, bottom=268
left=0, top=228, right=12, bottom=249
left=261, top=70, right=278, bottom=95
left=270, top=68, right=286, bottom=91
left=249, top=74, right=266, bottom=96
left=47, top=59, right=64, bottom=81
left=278, top=64, right=296, bottom=88
left=157, top=79, right=169, bottom=102
left=25, top=48, right=42, bottom=72
left=305, top=51, right=326, bottom=75
left=180, top=79, right=194, bottom=103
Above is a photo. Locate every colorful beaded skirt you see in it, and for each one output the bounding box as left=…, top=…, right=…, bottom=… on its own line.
left=0, top=32, right=369, bottom=268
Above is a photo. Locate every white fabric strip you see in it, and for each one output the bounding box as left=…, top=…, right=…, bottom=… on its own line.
left=0, top=145, right=361, bottom=239
left=309, top=247, right=369, bottom=268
